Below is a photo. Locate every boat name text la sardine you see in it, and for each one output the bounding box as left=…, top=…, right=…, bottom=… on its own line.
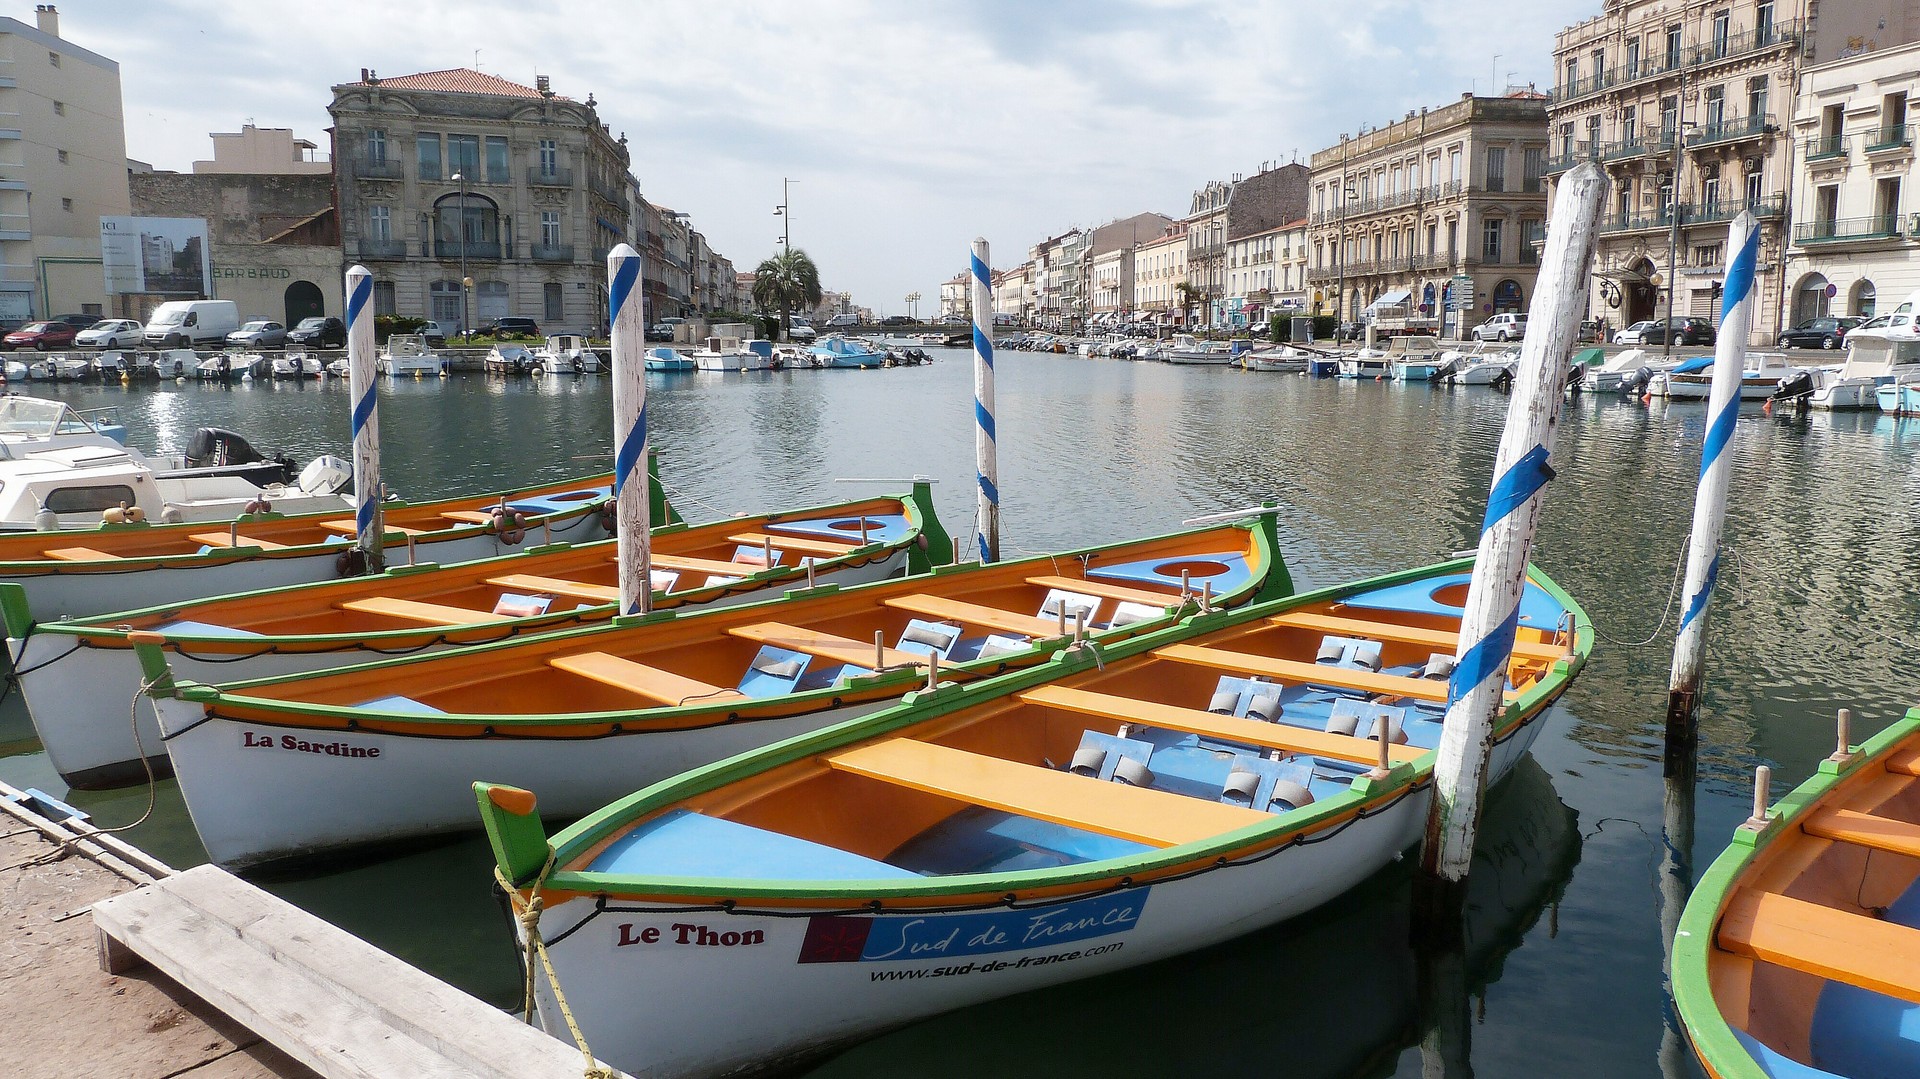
left=242, top=732, right=382, bottom=758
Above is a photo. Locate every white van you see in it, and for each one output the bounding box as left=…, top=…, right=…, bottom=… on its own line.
left=143, top=300, right=240, bottom=348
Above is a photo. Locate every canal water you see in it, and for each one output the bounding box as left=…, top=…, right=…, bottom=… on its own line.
left=3, top=350, right=1916, bottom=1078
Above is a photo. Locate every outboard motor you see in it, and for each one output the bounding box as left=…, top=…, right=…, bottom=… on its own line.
left=297, top=454, right=354, bottom=495
left=1771, top=369, right=1816, bottom=414
left=1622, top=367, right=1655, bottom=396
left=183, top=427, right=296, bottom=485
left=1564, top=362, right=1586, bottom=394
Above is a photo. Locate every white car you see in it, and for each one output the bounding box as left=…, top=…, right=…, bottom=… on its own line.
left=75, top=318, right=142, bottom=349
left=824, top=313, right=860, bottom=328
left=1613, top=321, right=1657, bottom=345
left=1472, top=312, right=1528, bottom=342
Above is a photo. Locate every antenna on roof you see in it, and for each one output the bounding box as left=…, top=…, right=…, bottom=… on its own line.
left=473, top=48, right=482, bottom=71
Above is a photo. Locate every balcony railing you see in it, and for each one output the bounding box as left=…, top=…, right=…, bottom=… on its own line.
left=1600, top=209, right=1678, bottom=234
left=1686, top=195, right=1786, bottom=224
left=588, top=176, right=625, bottom=206
left=353, top=157, right=403, bottom=180
left=433, top=240, right=502, bottom=259
left=1866, top=124, right=1911, bottom=153
left=1546, top=143, right=1594, bottom=175
left=527, top=166, right=573, bottom=187
left=356, top=238, right=406, bottom=259
left=1692, top=113, right=1775, bottom=148
left=1804, top=134, right=1848, bottom=161
left=1794, top=215, right=1904, bottom=244
left=530, top=243, right=575, bottom=262
left=1553, top=68, right=1618, bottom=104
left=1689, top=21, right=1801, bottom=67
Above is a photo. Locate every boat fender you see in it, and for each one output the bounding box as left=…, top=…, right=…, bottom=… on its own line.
left=102, top=502, right=130, bottom=525
left=491, top=507, right=528, bottom=545
left=1268, top=779, right=1315, bottom=812
left=598, top=501, right=617, bottom=535
left=32, top=502, right=57, bottom=531
left=244, top=498, right=271, bottom=516
left=336, top=547, right=369, bottom=577
left=159, top=504, right=184, bottom=524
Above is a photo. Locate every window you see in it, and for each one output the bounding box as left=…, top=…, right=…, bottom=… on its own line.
left=1590, top=49, right=1605, bottom=84
left=369, top=205, right=392, bottom=242
left=1757, top=1, right=1775, bottom=39
left=367, top=129, right=387, bottom=166
left=1585, top=115, right=1602, bottom=150
left=538, top=139, right=557, bottom=176
left=46, top=486, right=136, bottom=514
left=1449, top=148, right=1462, bottom=184
left=1702, top=164, right=1721, bottom=211
left=1622, top=107, right=1637, bottom=145
left=540, top=210, right=560, bottom=247
left=1665, top=25, right=1682, bottom=69
left=52, top=101, right=63, bottom=116
left=60, top=197, right=72, bottom=212
left=1426, top=222, right=1437, bottom=256
left=447, top=134, right=480, bottom=180
left=47, top=51, right=58, bottom=67
left=1711, top=10, right=1730, bottom=58
left=1659, top=172, right=1675, bottom=216
left=373, top=280, right=397, bottom=317
left=1748, top=78, right=1768, bottom=123
left=1745, top=164, right=1763, bottom=206
left=1617, top=184, right=1631, bottom=220
left=1446, top=220, right=1458, bottom=259
left=55, top=149, right=67, bottom=164
left=1815, top=185, right=1838, bottom=229
left=1486, top=147, right=1506, bottom=192
left=1482, top=219, right=1503, bottom=263
left=1694, top=243, right=1722, bottom=268
left=544, top=282, right=564, bottom=323
left=1559, top=122, right=1574, bottom=156
left=1661, top=96, right=1679, bottom=137
left=485, top=136, right=510, bottom=183
left=1564, top=57, right=1577, bottom=91
left=1875, top=176, right=1902, bottom=232
left=417, top=133, right=442, bottom=181
left=1705, top=86, right=1725, bottom=129
left=1626, top=37, right=1640, bottom=76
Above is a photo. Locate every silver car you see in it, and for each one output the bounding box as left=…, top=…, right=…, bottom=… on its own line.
left=226, top=320, right=288, bottom=349
left=75, top=318, right=142, bottom=349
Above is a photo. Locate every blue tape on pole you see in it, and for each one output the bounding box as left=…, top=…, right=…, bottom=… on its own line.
left=973, top=326, right=994, bottom=362
left=609, top=255, right=640, bottom=324
left=1697, top=396, right=1738, bottom=480
left=977, top=472, right=999, bottom=504
left=346, top=275, right=372, bottom=327
left=1480, top=444, right=1553, bottom=535
left=1678, top=552, right=1719, bottom=632
left=351, top=389, right=375, bottom=437
left=1719, top=227, right=1760, bottom=319
left=974, top=399, right=996, bottom=442
left=357, top=496, right=374, bottom=533
left=1448, top=606, right=1520, bottom=706
left=971, top=253, right=990, bottom=287
left=612, top=406, right=645, bottom=498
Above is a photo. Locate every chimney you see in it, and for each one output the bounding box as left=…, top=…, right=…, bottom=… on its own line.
left=536, top=74, right=552, bottom=97
left=35, top=5, right=58, bottom=37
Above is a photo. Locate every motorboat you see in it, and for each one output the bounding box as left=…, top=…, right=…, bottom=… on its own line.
left=377, top=334, right=444, bottom=377
left=1576, top=347, right=1672, bottom=395
left=807, top=335, right=886, bottom=369
left=644, top=347, right=695, bottom=372
left=531, top=334, right=601, bottom=375
left=1165, top=335, right=1237, bottom=366
left=1774, top=332, right=1920, bottom=412
left=690, top=326, right=774, bottom=372
left=195, top=352, right=267, bottom=381
left=484, top=344, right=536, bottom=376
left=1242, top=346, right=1310, bottom=373
left=1386, top=336, right=1446, bottom=382
left=270, top=352, right=325, bottom=380
left=1647, top=352, right=1799, bottom=400
left=1437, top=342, right=1518, bottom=387
left=152, top=349, right=199, bottom=379
left=1337, top=348, right=1391, bottom=379
left=1877, top=367, right=1920, bottom=415
left=31, top=353, right=97, bottom=382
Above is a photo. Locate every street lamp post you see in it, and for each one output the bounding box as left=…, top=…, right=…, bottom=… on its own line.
left=1336, top=135, right=1349, bottom=334
left=773, top=177, right=793, bottom=251
left=451, top=171, right=470, bottom=343
left=1662, top=117, right=1697, bottom=361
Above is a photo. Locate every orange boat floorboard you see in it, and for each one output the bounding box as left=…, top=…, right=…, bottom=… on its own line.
left=1271, top=610, right=1569, bottom=663
left=1156, top=645, right=1449, bottom=703
left=1718, top=889, right=1920, bottom=1006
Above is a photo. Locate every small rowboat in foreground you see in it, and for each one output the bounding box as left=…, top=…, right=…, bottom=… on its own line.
left=475, top=559, right=1589, bottom=1079
left=141, top=516, right=1287, bottom=868
left=1675, top=708, right=1920, bottom=1079
left=0, top=469, right=638, bottom=621
left=11, top=486, right=947, bottom=790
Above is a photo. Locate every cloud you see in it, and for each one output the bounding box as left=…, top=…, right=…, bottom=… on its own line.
left=75, top=0, right=1584, bottom=313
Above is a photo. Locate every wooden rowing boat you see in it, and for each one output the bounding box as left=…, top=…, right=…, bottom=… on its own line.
left=140, top=515, right=1290, bottom=868
left=474, top=558, right=1590, bottom=1079
left=0, top=465, right=656, bottom=622
left=10, top=484, right=948, bottom=790
left=1674, top=708, right=1920, bottom=1079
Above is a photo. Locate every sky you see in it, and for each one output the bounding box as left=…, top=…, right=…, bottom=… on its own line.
left=76, top=0, right=1590, bottom=315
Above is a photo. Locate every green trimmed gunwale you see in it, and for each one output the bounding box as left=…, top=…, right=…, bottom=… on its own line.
left=480, top=558, right=1589, bottom=904
left=1671, top=707, right=1920, bottom=1079
left=144, top=511, right=1288, bottom=734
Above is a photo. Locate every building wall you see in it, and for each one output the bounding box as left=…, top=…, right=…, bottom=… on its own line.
left=130, top=171, right=339, bottom=324
left=1547, top=0, right=1807, bottom=342
left=1132, top=230, right=1187, bottom=321
left=330, top=70, right=630, bottom=334
left=1783, top=39, right=1920, bottom=323
left=0, top=10, right=130, bottom=320
left=207, top=242, right=344, bottom=326
left=193, top=125, right=330, bottom=175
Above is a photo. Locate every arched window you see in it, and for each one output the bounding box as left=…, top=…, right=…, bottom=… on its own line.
left=429, top=279, right=464, bottom=332
left=1492, top=279, right=1524, bottom=313
left=1793, top=273, right=1831, bottom=323
left=433, top=193, right=500, bottom=259
left=1850, top=279, right=1876, bottom=318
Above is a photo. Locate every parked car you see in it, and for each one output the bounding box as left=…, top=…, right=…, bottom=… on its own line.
left=286, top=316, right=347, bottom=349
left=1614, top=320, right=1657, bottom=345
left=824, top=313, right=860, bottom=328
left=75, top=318, right=143, bottom=349
left=3, top=321, right=79, bottom=351
left=1776, top=316, right=1863, bottom=350
left=880, top=315, right=915, bottom=327
left=418, top=320, right=448, bottom=347
left=646, top=317, right=684, bottom=342
left=1641, top=317, right=1717, bottom=346
left=485, top=316, right=541, bottom=339
left=226, top=320, right=288, bottom=349
left=1473, top=312, right=1528, bottom=342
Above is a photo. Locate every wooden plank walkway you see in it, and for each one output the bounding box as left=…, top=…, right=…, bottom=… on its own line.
left=92, top=864, right=630, bottom=1079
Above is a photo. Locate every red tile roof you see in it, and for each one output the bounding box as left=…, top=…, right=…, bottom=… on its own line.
left=364, top=68, right=564, bottom=100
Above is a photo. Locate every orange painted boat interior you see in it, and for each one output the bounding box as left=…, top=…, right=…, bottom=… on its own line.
left=565, top=592, right=1575, bottom=876
left=0, top=473, right=611, bottom=568
left=207, top=524, right=1266, bottom=726
left=1705, top=744, right=1920, bottom=1067
left=73, top=496, right=913, bottom=647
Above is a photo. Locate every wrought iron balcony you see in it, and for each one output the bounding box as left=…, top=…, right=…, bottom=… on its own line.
left=433, top=240, right=502, bottom=259
left=530, top=244, right=575, bottom=262
left=356, top=238, right=406, bottom=259
left=1866, top=124, right=1911, bottom=153
left=1688, top=21, right=1802, bottom=68
left=1793, top=215, right=1904, bottom=244
left=1686, top=196, right=1785, bottom=225
left=1803, top=134, right=1848, bottom=162
left=1600, top=208, right=1679, bottom=234
left=527, top=166, right=573, bottom=187
left=1546, top=143, right=1594, bottom=175
left=353, top=158, right=403, bottom=180
left=1691, top=113, right=1775, bottom=148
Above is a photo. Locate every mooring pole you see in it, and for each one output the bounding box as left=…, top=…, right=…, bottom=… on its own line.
left=608, top=243, right=653, bottom=615
left=970, top=238, right=1000, bottom=563
left=1666, top=212, right=1759, bottom=740
left=343, top=264, right=384, bottom=574
left=1418, top=163, right=1605, bottom=909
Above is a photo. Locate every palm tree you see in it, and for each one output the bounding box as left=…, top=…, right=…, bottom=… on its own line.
left=752, top=249, right=823, bottom=341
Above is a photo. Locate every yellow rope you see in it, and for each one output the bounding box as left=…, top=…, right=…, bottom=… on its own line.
left=495, top=851, right=615, bottom=1079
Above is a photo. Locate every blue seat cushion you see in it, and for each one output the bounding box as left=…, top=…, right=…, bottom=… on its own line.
left=768, top=513, right=911, bottom=545
left=591, top=809, right=918, bottom=879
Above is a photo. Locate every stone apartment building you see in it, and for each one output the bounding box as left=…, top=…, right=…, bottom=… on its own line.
left=1310, top=94, right=1550, bottom=336
left=1224, top=217, right=1311, bottom=326
left=0, top=5, right=130, bottom=322
left=330, top=67, right=631, bottom=334
left=1184, top=163, right=1311, bottom=327
left=1133, top=226, right=1188, bottom=324
left=939, top=271, right=969, bottom=319
left=993, top=262, right=1033, bottom=322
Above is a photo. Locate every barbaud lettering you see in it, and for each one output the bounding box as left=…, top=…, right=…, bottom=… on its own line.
left=212, top=266, right=294, bottom=280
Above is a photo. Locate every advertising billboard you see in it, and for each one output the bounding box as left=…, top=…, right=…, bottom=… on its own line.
left=101, top=216, right=212, bottom=296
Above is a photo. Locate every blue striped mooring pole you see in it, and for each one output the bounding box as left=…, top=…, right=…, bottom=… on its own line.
left=343, top=264, right=384, bottom=574
left=608, top=243, right=653, bottom=615
left=970, top=238, right=999, bottom=563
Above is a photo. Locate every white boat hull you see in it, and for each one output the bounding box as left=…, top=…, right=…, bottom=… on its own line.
left=16, top=547, right=905, bottom=790
left=1807, top=377, right=1886, bottom=411
left=1453, top=362, right=1514, bottom=386
left=1165, top=352, right=1235, bottom=365
left=1337, top=359, right=1389, bottom=379
left=1879, top=380, right=1920, bottom=415
left=1653, top=373, right=1787, bottom=400
left=515, top=720, right=1544, bottom=1079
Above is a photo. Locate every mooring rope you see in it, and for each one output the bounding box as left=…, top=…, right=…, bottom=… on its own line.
left=20, top=676, right=161, bottom=869
left=495, top=849, right=615, bottom=1079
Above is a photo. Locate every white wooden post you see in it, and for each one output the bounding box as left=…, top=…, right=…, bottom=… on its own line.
left=1667, top=212, right=1759, bottom=734
left=344, top=265, right=384, bottom=574
left=608, top=243, right=652, bottom=615
left=1419, top=163, right=1606, bottom=887
left=970, top=238, right=999, bottom=563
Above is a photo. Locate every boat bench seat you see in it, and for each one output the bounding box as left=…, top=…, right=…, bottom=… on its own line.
left=1156, top=645, right=1451, bottom=703
left=1024, top=575, right=1185, bottom=609
left=439, top=510, right=496, bottom=525
left=883, top=594, right=1064, bottom=640
left=729, top=622, right=924, bottom=670
left=43, top=546, right=123, bottom=562
left=1885, top=746, right=1920, bottom=779
left=317, top=518, right=427, bottom=538
left=1021, top=685, right=1424, bottom=767
left=1805, top=808, right=1920, bottom=860
left=1718, top=889, right=1920, bottom=1006
left=189, top=531, right=291, bottom=551
left=1271, top=610, right=1569, bottom=663
left=549, top=651, right=745, bottom=707
left=827, top=737, right=1268, bottom=848
left=651, top=553, right=766, bottom=577
left=337, top=596, right=499, bottom=627
left=726, top=532, right=860, bottom=558
left=485, top=573, right=619, bottom=604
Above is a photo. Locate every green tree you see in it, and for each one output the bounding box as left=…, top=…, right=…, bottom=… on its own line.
left=752, top=249, right=824, bottom=342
